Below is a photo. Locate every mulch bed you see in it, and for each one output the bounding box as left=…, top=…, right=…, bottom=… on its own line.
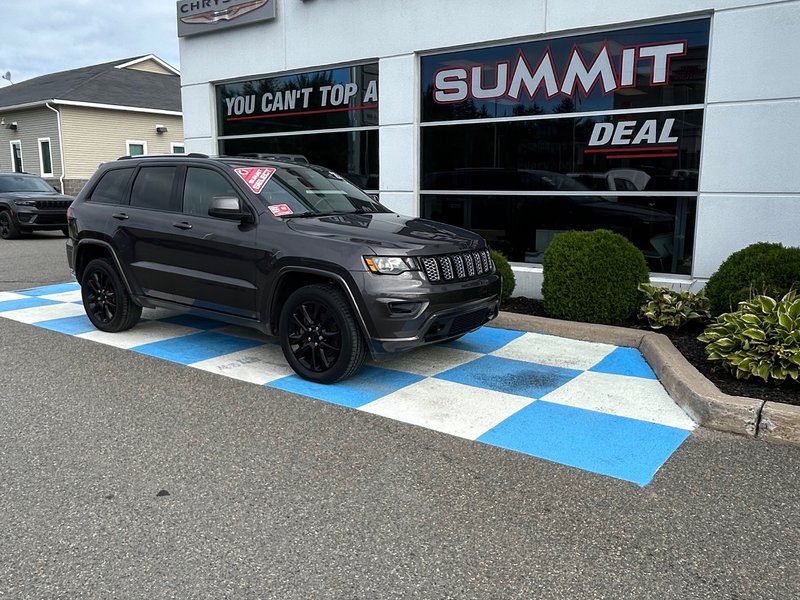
left=501, top=297, right=800, bottom=407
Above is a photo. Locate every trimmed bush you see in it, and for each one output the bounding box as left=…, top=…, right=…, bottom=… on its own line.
left=542, top=229, right=649, bottom=324
left=705, top=242, right=800, bottom=315
left=491, top=249, right=516, bottom=302
left=638, top=283, right=710, bottom=330
left=698, top=291, right=800, bottom=383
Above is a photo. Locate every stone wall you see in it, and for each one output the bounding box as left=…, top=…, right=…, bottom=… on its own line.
left=45, top=178, right=87, bottom=197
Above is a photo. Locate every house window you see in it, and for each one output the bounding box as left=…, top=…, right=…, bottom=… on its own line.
left=38, top=138, right=53, bottom=177
left=10, top=140, right=23, bottom=172
left=171, top=143, right=186, bottom=154
left=126, top=140, right=147, bottom=156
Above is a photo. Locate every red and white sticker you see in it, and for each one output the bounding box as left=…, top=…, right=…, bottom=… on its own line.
left=234, top=167, right=276, bottom=194
left=268, top=203, right=293, bottom=216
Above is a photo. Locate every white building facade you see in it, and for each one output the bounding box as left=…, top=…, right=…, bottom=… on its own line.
left=178, top=0, right=800, bottom=297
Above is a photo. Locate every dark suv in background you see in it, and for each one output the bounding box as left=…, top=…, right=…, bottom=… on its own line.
left=0, top=173, right=73, bottom=239
left=66, top=155, right=501, bottom=382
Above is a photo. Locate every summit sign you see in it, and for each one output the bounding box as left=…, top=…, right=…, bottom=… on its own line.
left=433, top=41, right=688, bottom=104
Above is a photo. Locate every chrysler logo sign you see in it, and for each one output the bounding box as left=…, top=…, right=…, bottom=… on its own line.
left=176, top=0, right=276, bottom=37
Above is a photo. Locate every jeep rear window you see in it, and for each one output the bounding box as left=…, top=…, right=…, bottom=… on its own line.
left=89, top=168, right=134, bottom=204
left=255, top=165, right=391, bottom=217
left=130, top=167, right=179, bottom=212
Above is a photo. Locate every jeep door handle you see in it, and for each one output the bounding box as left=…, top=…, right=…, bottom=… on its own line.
left=112, top=212, right=129, bottom=220
left=172, top=221, right=193, bottom=230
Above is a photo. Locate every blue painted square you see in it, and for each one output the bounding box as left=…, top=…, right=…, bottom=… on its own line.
left=160, top=314, right=226, bottom=330
left=15, top=282, right=80, bottom=297
left=590, top=347, right=657, bottom=380
left=35, top=314, right=95, bottom=335
left=0, top=296, right=59, bottom=313
left=435, top=355, right=581, bottom=399
left=442, top=326, right=526, bottom=354
left=131, top=331, right=264, bottom=365
left=478, top=400, right=690, bottom=486
left=268, top=365, right=424, bottom=409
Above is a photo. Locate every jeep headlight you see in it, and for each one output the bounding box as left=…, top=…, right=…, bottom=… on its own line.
left=363, top=256, right=419, bottom=275
left=14, top=200, right=37, bottom=206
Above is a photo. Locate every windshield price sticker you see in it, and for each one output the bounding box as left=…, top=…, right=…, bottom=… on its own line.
left=268, top=203, right=293, bottom=216
left=235, top=167, right=276, bottom=194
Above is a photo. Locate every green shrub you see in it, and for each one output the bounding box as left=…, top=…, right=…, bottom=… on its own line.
left=542, top=229, right=649, bottom=324
left=491, top=249, right=516, bottom=302
left=705, top=242, right=800, bottom=315
left=638, top=283, right=710, bottom=330
left=698, top=291, right=800, bottom=383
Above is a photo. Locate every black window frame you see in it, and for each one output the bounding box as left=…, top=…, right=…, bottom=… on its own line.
left=129, top=166, right=181, bottom=213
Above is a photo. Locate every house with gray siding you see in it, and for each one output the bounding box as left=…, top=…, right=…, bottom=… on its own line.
left=0, top=55, right=184, bottom=195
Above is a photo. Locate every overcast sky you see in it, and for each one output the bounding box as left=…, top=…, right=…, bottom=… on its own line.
left=2, top=1, right=180, bottom=84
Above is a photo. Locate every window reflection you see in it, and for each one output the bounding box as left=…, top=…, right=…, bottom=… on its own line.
left=220, top=130, right=379, bottom=192
left=421, top=194, right=695, bottom=274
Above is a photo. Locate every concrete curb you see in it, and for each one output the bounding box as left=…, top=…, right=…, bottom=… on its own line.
left=490, top=311, right=799, bottom=445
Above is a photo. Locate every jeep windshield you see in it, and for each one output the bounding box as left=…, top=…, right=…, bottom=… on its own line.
left=254, top=164, right=391, bottom=217
left=0, top=175, right=55, bottom=193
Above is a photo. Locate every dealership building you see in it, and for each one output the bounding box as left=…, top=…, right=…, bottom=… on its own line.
left=177, top=0, right=800, bottom=297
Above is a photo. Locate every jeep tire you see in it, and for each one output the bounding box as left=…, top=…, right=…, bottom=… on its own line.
left=0, top=210, right=20, bottom=240
left=279, top=284, right=366, bottom=384
left=81, top=258, right=142, bottom=332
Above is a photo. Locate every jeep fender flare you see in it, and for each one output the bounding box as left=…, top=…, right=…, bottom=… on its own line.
left=74, top=239, right=138, bottom=300
left=267, top=265, right=375, bottom=339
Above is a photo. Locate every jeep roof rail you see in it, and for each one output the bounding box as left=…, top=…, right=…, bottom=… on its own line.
left=116, top=152, right=210, bottom=160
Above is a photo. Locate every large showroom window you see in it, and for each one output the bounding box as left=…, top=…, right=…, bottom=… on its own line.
left=217, top=63, right=379, bottom=192
left=420, top=19, right=710, bottom=274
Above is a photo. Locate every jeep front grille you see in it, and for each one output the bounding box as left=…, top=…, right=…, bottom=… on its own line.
left=420, top=249, right=494, bottom=283
left=34, top=199, right=71, bottom=209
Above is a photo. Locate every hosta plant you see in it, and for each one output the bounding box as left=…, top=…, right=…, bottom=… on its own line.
left=698, top=291, right=800, bottom=383
left=638, top=283, right=710, bottom=330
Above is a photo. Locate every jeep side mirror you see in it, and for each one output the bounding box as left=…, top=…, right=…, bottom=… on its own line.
left=208, top=196, right=253, bottom=223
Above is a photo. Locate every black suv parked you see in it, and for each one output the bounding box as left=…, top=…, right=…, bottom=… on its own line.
left=66, top=155, right=501, bottom=382
left=0, top=173, right=73, bottom=239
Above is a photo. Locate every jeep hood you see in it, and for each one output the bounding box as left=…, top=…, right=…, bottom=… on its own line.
left=284, top=212, right=485, bottom=254
left=1, top=191, right=73, bottom=202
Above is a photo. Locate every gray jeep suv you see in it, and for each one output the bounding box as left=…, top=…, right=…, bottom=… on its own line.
left=0, top=172, right=73, bottom=239
left=66, top=154, right=501, bottom=382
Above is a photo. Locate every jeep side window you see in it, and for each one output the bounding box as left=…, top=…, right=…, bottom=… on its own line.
left=89, top=168, right=135, bottom=204
left=183, top=168, right=240, bottom=217
left=130, top=167, right=179, bottom=212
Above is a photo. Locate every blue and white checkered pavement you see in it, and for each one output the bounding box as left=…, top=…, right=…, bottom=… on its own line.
left=0, top=282, right=696, bottom=486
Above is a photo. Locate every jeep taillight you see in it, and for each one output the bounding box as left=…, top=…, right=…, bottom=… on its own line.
left=66, top=205, right=75, bottom=221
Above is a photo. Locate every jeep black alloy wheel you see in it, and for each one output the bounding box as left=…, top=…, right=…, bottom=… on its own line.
left=81, top=258, right=142, bottom=332
left=279, top=284, right=366, bottom=383
left=0, top=210, right=20, bottom=239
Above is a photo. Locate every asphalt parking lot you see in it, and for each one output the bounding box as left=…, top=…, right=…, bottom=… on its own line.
left=1, top=233, right=799, bottom=599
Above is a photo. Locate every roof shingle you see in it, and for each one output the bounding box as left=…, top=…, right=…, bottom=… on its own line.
left=0, top=57, right=181, bottom=112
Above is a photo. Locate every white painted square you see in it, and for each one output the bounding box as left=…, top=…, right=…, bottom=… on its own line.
left=0, top=292, right=28, bottom=303
left=361, top=378, right=535, bottom=440
left=40, top=290, right=83, bottom=303
left=541, top=371, right=696, bottom=430
left=372, top=345, right=482, bottom=377
left=76, top=321, right=199, bottom=349
left=1, top=302, right=87, bottom=324
left=190, top=345, right=293, bottom=384
left=491, top=332, right=616, bottom=371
